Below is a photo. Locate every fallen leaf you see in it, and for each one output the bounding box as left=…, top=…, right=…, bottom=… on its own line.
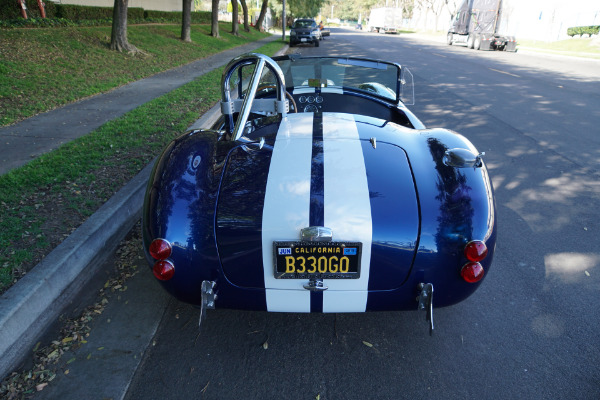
left=362, top=341, right=373, bottom=348
left=585, top=271, right=590, bottom=277
left=36, top=383, right=48, bottom=391
left=262, top=341, right=269, bottom=350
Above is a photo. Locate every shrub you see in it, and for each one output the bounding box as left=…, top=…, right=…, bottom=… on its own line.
left=56, top=5, right=144, bottom=21
left=144, top=10, right=211, bottom=23
left=567, top=25, right=600, bottom=37
left=0, top=1, right=210, bottom=28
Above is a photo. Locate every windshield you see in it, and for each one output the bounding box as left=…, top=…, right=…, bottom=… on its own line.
left=231, top=56, right=414, bottom=105
left=275, top=57, right=402, bottom=102
left=292, top=20, right=316, bottom=29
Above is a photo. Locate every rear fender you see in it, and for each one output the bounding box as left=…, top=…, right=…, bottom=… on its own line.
left=408, top=129, right=496, bottom=306
left=142, top=129, right=225, bottom=304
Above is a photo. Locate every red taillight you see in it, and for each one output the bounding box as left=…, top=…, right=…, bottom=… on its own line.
left=149, top=239, right=172, bottom=260
left=464, top=240, right=488, bottom=262
left=153, top=260, right=175, bottom=281
left=461, top=262, right=484, bottom=283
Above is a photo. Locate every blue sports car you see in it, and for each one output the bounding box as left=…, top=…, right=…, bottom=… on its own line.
left=142, top=53, right=496, bottom=333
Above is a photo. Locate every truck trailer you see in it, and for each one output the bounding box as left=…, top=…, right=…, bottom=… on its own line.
left=367, top=7, right=402, bottom=34
left=447, top=0, right=516, bottom=52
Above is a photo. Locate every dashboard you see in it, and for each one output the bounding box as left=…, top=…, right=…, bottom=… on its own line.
left=297, top=94, right=324, bottom=113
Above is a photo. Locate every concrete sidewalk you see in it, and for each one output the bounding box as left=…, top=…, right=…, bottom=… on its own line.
left=0, top=35, right=285, bottom=381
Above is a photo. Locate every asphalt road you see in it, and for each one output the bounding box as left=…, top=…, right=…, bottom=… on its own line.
left=38, top=29, right=600, bottom=400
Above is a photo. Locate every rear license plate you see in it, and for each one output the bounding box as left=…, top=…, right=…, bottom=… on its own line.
left=273, top=241, right=361, bottom=279
left=300, top=38, right=307, bottom=42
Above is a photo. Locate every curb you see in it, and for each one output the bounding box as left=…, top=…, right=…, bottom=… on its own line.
left=0, top=105, right=221, bottom=378
left=0, top=162, right=150, bottom=377
left=0, top=44, right=288, bottom=380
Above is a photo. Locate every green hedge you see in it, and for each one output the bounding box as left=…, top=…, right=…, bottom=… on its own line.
left=0, top=2, right=208, bottom=24
left=55, top=5, right=144, bottom=21
left=144, top=10, right=211, bottom=23
left=567, top=26, right=600, bottom=37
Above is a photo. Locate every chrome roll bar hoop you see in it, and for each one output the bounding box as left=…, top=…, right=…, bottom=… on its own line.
left=220, top=53, right=287, bottom=141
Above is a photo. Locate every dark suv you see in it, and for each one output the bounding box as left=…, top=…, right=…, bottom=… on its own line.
left=289, top=19, right=321, bottom=47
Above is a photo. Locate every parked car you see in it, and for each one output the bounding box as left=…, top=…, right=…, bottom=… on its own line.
left=289, top=18, right=321, bottom=47
left=143, top=53, right=497, bottom=334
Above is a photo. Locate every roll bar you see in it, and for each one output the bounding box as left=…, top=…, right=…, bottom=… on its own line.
left=220, top=53, right=287, bottom=141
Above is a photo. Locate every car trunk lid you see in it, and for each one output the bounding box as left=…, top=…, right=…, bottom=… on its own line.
left=215, top=113, right=419, bottom=293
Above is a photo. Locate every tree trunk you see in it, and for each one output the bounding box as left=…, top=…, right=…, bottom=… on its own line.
left=37, top=0, right=46, bottom=18
left=255, top=0, right=268, bottom=31
left=210, top=0, right=220, bottom=37
left=181, top=0, right=192, bottom=42
left=281, top=0, right=285, bottom=40
left=18, top=0, right=27, bottom=19
left=240, top=0, right=249, bottom=32
left=231, top=0, right=239, bottom=36
left=110, top=0, right=137, bottom=53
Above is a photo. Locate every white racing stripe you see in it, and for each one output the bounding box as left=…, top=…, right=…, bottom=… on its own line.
left=261, top=112, right=372, bottom=313
left=262, top=114, right=313, bottom=312
left=322, top=113, right=372, bottom=312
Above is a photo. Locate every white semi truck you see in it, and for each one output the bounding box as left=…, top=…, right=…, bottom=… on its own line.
left=447, top=0, right=517, bottom=52
left=367, top=7, right=402, bottom=34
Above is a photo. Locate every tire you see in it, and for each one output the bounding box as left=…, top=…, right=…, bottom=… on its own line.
left=467, top=34, right=474, bottom=49
left=474, top=35, right=481, bottom=50
left=289, top=41, right=295, bottom=47
left=314, top=39, right=319, bottom=47
left=447, top=33, right=453, bottom=45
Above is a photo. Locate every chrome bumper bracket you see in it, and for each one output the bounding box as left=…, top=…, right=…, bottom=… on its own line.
left=199, top=280, right=217, bottom=329
left=417, top=283, right=434, bottom=335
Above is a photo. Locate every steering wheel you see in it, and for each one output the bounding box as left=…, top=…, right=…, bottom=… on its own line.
left=257, top=84, right=298, bottom=113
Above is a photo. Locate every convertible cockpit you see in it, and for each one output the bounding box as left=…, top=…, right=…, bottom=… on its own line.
left=219, top=53, right=421, bottom=139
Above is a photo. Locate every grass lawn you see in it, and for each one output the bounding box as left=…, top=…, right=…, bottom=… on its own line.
left=518, top=37, right=600, bottom=58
